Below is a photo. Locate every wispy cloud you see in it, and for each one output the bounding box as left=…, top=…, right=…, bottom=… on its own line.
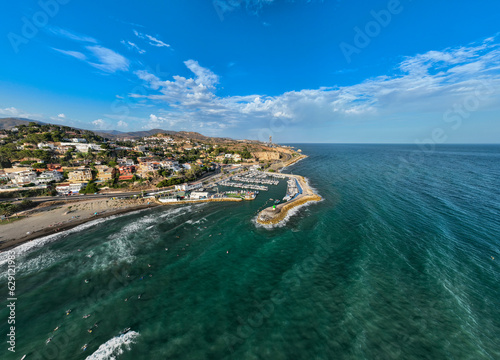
left=52, top=48, right=87, bottom=61
left=86, top=45, right=130, bottom=72
left=47, top=26, right=97, bottom=43
left=48, top=28, right=130, bottom=73
left=133, top=30, right=170, bottom=48
left=132, top=36, right=500, bottom=135
left=213, top=0, right=276, bottom=18
left=49, top=113, right=70, bottom=123
left=0, top=107, right=43, bottom=120
left=120, top=40, right=146, bottom=54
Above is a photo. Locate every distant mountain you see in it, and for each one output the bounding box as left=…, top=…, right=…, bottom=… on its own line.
left=94, top=128, right=175, bottom=139
left=96, top=129, right=233, bottom=142
left=0, top=118, right=236, bottom=142
left=0, top=117, right=45, bottom=129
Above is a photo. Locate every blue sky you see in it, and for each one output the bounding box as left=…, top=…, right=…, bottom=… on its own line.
left=1, top=0, right=499, bottom=143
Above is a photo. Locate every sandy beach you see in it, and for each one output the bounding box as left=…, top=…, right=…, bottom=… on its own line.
left=0, top=156, right=318, bottom=250
left=0, top=198, right=158, bottom=251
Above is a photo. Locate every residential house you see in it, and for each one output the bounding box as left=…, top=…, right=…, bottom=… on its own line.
left=38, top=170, right=64, bottom=184
left=95, top=165, right=116, bottom=181
left=8, top=170, right=38, bottom=186
left=47, top=164, right=63, bottom=172
left=118, top=165, right=135, bottom=181
left=68, top=168, right=93, bottom=182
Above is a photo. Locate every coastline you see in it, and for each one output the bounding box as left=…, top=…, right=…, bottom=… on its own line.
left=1, top=154, right=318, bottom=251
left=0, top=200, right=159, bottom=252
left=0, top=197, right=244, bottom=252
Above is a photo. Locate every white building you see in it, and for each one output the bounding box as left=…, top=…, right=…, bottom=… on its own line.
left=37, top=142, right=55, bottom=150
left=37, top=170, right=64, bottom=184
left=8, top=170, right=38, bottom=186
left=174, top=182, right=203, bottom=191
left=59, top=142, right=102, bottom=152
left=190, top=191, right=209, bottom=200
left=56, top=182, right=86, bottom=194
left=72, top=138, right=87, bottom=143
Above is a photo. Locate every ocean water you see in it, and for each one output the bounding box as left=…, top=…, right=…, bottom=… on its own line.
left=1, top=144, right=499, bottom=360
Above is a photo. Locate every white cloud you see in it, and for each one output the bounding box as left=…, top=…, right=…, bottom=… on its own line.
left=50, top=113, right=67, bottom=122
left=120, top=40, right=146, bottom=54
left=0, top=107, right=42, bottom=119
left=52, top=48, right=87, bottom=61
left=133, top=30, right=170, bottom=48
left=130, top=35, right=500, bottom=138
left=49, top=29, right=130, bottom=74
left=92, top=119, right=107, bottom=129
left=117, top=120, right=128, bottom=128
left=131, top=36, right=500, bottom=137
left=86, top=46, right=130, bottom=73
left=184, top=60, right=219, bottom=88
left=47, top=26, right=98, bottom=43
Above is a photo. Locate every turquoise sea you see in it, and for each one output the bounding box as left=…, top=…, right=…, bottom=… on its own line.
left=1, top=144, right=499, bottom=360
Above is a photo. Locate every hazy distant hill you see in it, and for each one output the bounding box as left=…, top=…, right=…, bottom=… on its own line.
left=0, top=117, right=236, bottom=142
left=94, top=129, right=175, bottom=139
left=0, top=117, right=44, bottom=129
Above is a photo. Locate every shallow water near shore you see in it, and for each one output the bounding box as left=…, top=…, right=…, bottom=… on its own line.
left=1, top=144, right=499, bottom=359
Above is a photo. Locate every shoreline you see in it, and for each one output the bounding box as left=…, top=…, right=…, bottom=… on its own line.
left=0, top=197, right=245, bottom=252
left=0, top=203, right=159, bottom=252
left=0, top=154, right=318, bottom=251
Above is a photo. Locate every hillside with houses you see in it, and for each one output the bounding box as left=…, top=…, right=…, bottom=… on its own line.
left=0, top=119, right=298, bottom=198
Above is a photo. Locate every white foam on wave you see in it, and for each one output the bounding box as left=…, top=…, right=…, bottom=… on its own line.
left=158, top=205, right=193, bottom=219
left=0, top=217, right=110, bottom=268
left=85, top=331, right=139, bottom=360
left=185, top=216, right=207, bottom=225
left=0, top=208, right=153, bottom=268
